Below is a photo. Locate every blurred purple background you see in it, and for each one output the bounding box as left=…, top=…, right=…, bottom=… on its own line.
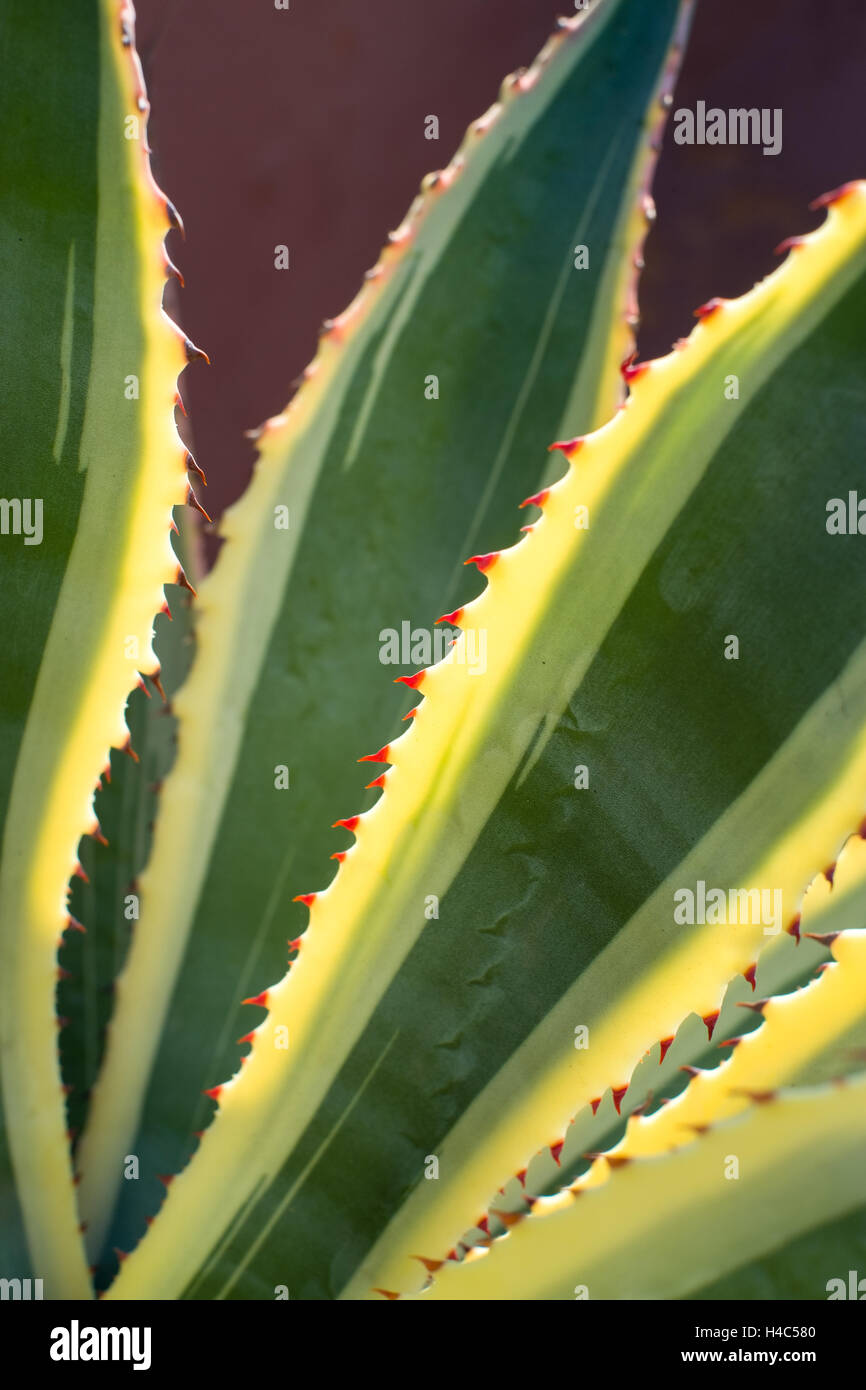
left=134, top=0, right=865, bottom=528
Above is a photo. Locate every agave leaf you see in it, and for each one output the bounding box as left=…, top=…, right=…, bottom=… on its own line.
left=399, top=1077, right=866, bottom=1300
left=623, top=929, right=866, bottom=1154
left=0, top=0, right=191, bottom=1295
left=349, top=767, right=866, bottom=1297
left=566, top=886, right=866, bottom=1177
left=75, top=0, right=693, bottom=1270
left=104, top=186, right=866, bottom=1300
left=460, top=843, right=866, bottom=1233
left=57, top=574, right=196, bottom=1145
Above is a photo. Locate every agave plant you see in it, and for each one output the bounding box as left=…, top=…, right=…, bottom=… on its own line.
left=1, top=0, right=865, bottom=1304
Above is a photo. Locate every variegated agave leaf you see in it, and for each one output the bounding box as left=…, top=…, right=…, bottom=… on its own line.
left=72, top=0, right=694, bottom=1285
left=0, top=0, right=200, bottom=1297
left=105, top=185, right=866, bottom=1300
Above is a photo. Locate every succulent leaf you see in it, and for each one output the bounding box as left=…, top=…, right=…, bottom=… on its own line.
left=6, top=0, right=860, bottom=1307
left=105, top=187, right=866, bottom=1300
left=400, top=1076, right=866, bottom=1300
left=74, top=0, right=693, bottom=1274
left=0, top=0, right=191, bottom=1295
left=349, top=705, right=866, bottom=1297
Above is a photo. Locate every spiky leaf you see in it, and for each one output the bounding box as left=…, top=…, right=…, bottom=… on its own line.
left=0, top=0, right=191, bottom=1295
left=74, top=0, right=693, bottom=1280
left=106, top=186, right=866, bottom=1300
